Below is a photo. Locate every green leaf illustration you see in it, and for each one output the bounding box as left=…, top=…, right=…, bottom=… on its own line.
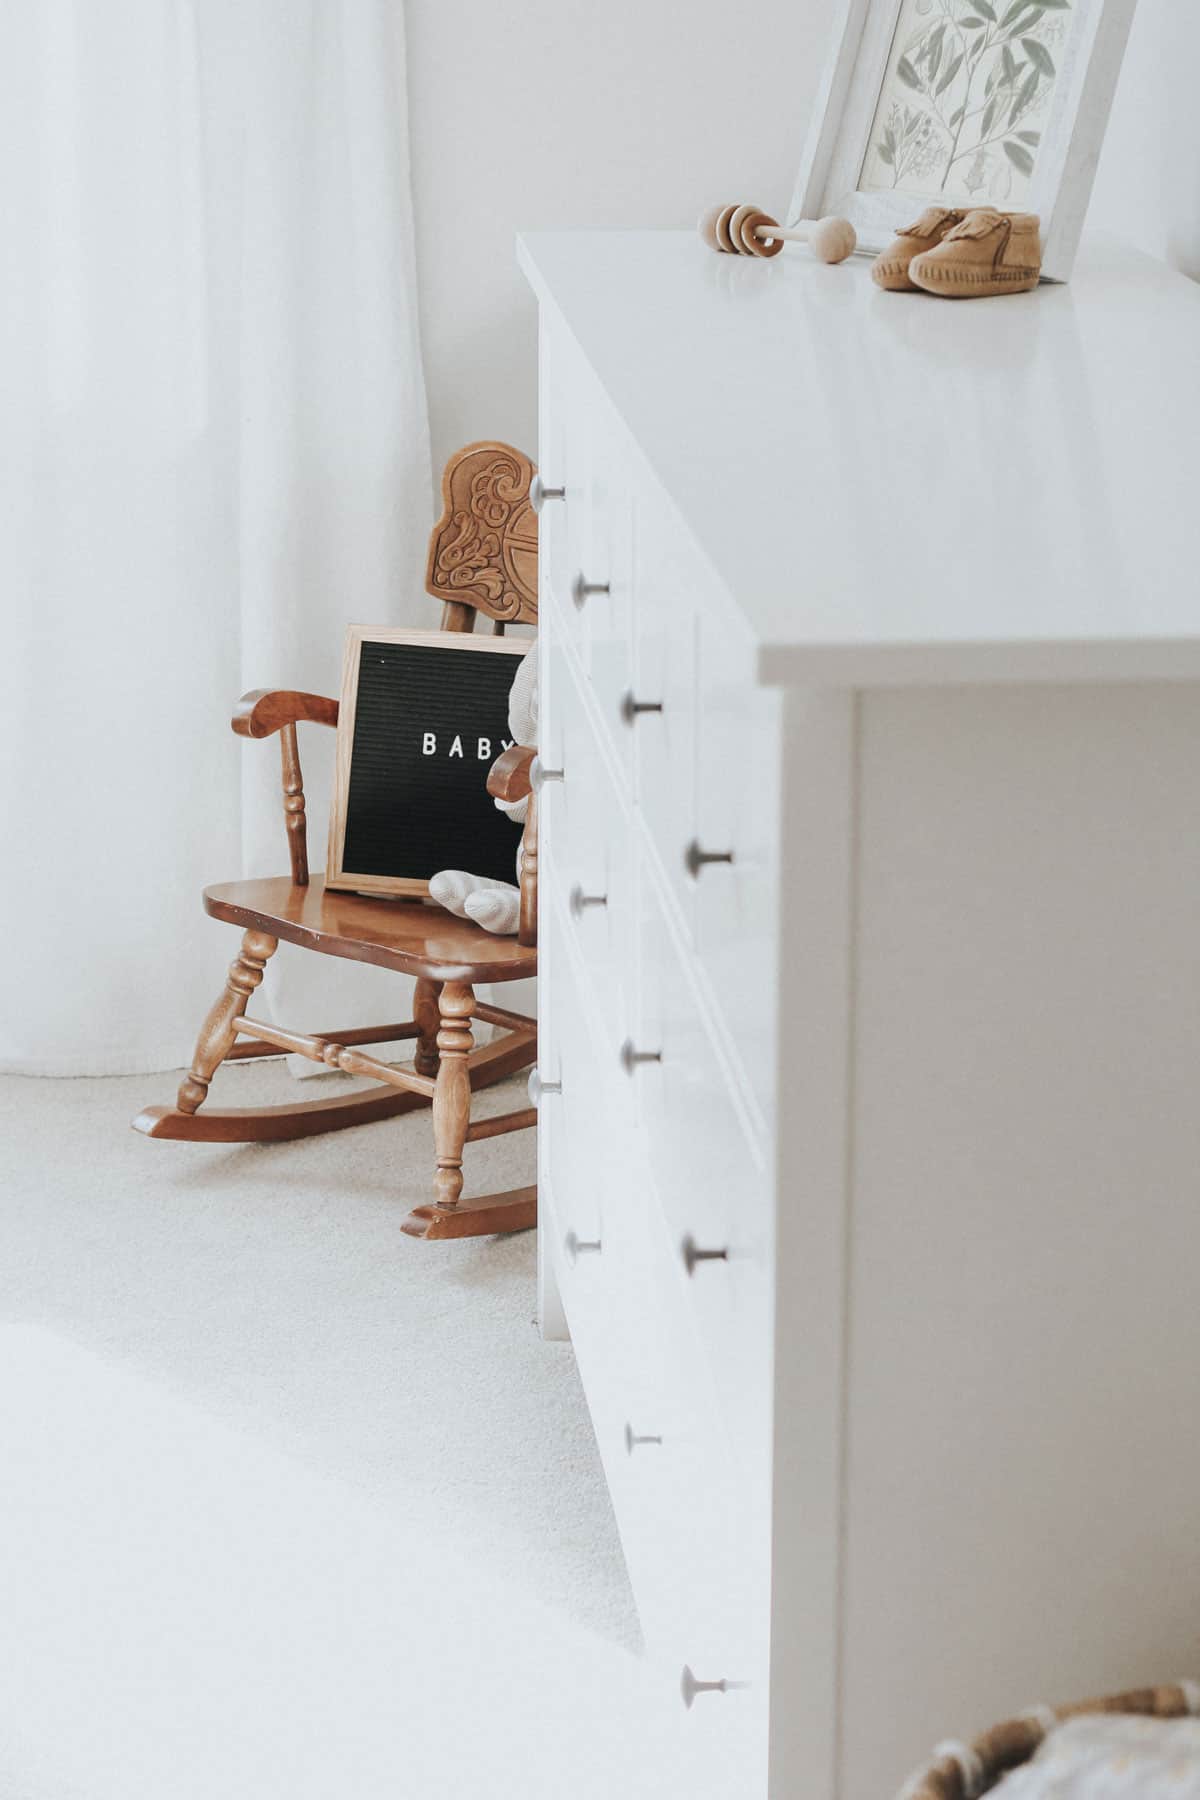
left=982, top=98, right=998, bottom=134
left=1016, top=129, right=1041, bottom=143
left=1017, top=68, right=1040, bottom=111
left=961, top=16, right=987, bottom=28
left=1022, top=37, right=1056, bottom=76
left=878, top=141, right=896, bottom=165
left=897, top=53, right=921, bottom=88
left=1037, top=0, right=1072, bottom=8
left=1004, top=140, right=1035, bottom=175
left=1004, top=6, right=1044, bottom=37
left=1000, top=0, right=1035, bottom=22
left=972, top=0, right=998, bottom=18
left=937, top=51, right=965, bottom=93
left=1001, top=44, right=1018, bottom=80
left=950, top=105, right=965, bottom=127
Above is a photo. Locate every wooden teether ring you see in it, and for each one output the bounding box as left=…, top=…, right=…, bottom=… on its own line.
left=733, top=205, right=784, bottom=259
left=698, top=205, right=734, bottom=253
left=714, top=205, right=739, bottom=253
left=698, top=202, right=856, bottom=264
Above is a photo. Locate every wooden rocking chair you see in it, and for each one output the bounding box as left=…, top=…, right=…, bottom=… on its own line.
left=133, top=442, right=540, bottom=1241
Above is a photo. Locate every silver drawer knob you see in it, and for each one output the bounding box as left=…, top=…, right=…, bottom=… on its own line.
left=529, top=474, right=564, bottom=514
left=681, top=1666, right=747, bottom=1709
left=572, top=572, right=610, bottom=611
left=681, top=1234, right=728, bottom=1276
left=527, top=1066, right=562, bottom=1107
left=624, top=1422, right=663, bottom=1454
left=620, top=1038, right=662, bottom=1076
left=685, top=839, right=735, bottom=879
left=564, top=1229, right=602, bottom=1264
left=620, top=690, right=664, bottom=727
left=570, top=883, right=608, bottom=918
left=529, top=756, right=564, bottom=794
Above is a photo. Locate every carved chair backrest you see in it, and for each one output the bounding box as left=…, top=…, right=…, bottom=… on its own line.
left=425, top=442, right=538, bottom=635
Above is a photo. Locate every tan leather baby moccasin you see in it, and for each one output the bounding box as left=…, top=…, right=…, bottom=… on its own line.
left=871, top=208, right=965, bottom=292
left=908, top=209, right=1042, bottom=298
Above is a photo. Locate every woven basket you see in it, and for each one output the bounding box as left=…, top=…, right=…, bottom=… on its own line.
left=900, top=1683, right=1200, bottom=1800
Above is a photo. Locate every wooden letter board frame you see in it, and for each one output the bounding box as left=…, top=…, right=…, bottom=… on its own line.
left=326, top=627, right=528, bottom=900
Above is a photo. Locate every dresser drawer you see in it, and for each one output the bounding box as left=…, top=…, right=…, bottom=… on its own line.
left=577, top=395, right=635, bottom=778
left=537, top=892, right=611, bottom=1264
left=604, top=1188, right=770, bottom=1623
left=542, top=1185, right=769, bottom=1793
left=629, top=483, right=698, bottom=929
left=576, top=1161, right=770, bottom=1789
left=690, top=588, right=780, bottom=1118
left=540, top=329, right=634, bottom=743
left=626, top=498, right=778, bottom=1118
left=630, top=883, right=772, bottom=1458
left=537, top=323, right=588, bottom=675
left=540, top=639, right=634, bottom=1064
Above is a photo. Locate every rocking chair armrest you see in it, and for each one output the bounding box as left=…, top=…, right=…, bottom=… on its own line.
left=230, top=689, right=337, bottom=888
left=487, top=745, right=536, bottom=804
left=232, top=689, right=340, bottom=740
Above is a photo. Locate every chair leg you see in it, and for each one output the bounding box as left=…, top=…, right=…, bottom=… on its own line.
left=412, top=977, right=442, bottom=1078
left=176, top=928, right=278, bottom=1115
left=431, top=980, right=475, bottom=1209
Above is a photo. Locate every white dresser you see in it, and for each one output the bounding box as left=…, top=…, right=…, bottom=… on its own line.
left=520, top=230, right=1200, bottom=1800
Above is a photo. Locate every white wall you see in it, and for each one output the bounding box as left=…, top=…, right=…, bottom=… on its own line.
left=1090, top=0, right=1200, bottom=281
left=405, top=0, right=828, bottom=471
left=406, top=0, right=1198, bottom=474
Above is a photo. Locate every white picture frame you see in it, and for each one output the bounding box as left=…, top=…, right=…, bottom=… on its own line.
left=789, top=0, right=1138, bottom=281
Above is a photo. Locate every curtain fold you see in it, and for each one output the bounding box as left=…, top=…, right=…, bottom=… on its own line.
left=0, top=0, right=433, bottom=1075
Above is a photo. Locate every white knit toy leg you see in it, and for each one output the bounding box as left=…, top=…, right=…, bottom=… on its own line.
left=428, top=869, right=516, bottom=920
left=463, top=883, right=521, bottom=935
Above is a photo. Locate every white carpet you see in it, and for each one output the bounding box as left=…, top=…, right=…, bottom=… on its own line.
left=0, top=1063, right=689, bottom=1800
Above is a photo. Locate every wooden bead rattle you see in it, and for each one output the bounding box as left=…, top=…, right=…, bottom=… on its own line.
left=699, top=203, right=857, bottom=266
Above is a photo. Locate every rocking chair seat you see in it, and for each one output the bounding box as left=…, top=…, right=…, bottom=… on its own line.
left=204, top=876, right=537, bottom=984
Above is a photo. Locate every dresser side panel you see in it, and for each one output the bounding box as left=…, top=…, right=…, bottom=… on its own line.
left=840, top=682, right=1200, bottom=1799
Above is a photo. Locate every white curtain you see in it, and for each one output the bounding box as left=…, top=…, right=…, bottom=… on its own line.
left=0, top=0, right=432, bottom=1075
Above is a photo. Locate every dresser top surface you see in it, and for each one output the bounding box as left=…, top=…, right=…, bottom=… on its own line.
left=519, top=230, right=1200, bottom=687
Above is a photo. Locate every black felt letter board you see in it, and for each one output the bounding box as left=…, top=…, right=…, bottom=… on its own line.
left=330, top=633, right=526, bottom=894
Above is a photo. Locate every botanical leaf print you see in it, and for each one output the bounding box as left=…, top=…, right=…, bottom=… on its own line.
left=860, top=0, right=1076, bottom=204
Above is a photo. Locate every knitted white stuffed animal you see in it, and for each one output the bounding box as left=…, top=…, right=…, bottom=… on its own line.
left=996, top=1714, right=1200, bottom=1798
left=428, top=639, right=537, bottom=936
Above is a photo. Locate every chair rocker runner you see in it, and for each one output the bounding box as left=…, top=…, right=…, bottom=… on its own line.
left=132, top=442, right=541, bottom=1241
